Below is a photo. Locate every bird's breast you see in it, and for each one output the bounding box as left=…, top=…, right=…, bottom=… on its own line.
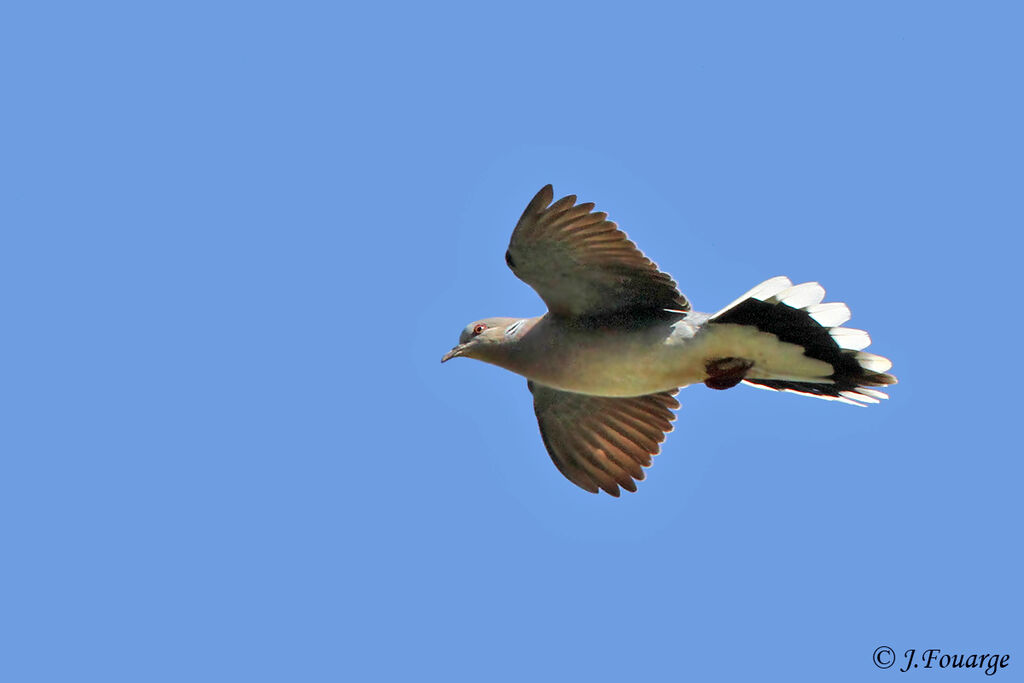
left=505, top=317, right=708, bottom=397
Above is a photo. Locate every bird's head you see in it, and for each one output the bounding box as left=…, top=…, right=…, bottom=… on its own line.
left=441, top=317, right=524, bottom=363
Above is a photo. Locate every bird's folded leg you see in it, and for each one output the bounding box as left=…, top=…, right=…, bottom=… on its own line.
left=704, top=357, right=755, bottom=390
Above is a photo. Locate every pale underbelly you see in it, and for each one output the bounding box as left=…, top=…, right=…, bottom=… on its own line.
left=517, top=323, right=832, bottom=398
left=535, top=346, right=705, bottom=396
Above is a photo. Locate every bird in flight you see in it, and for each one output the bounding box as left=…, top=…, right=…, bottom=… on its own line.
left=442, top=185, right=896, bottom=496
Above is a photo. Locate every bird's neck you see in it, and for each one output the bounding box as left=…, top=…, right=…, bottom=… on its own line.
left=474, top=316, right=543, bottom=374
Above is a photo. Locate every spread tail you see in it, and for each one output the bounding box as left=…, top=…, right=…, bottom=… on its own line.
left=709, top=276, right=897, bottom=406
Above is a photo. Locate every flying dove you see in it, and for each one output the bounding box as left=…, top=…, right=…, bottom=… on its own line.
left=442, top=185, right=896, bottom=496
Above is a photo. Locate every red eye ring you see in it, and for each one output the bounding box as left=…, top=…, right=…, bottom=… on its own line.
left=473, top=324, right=487, bottom=335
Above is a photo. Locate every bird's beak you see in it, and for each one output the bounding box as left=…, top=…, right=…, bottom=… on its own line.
left=441, top=344, right=466, bottom=363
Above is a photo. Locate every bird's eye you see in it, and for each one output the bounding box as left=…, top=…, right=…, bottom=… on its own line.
left=473, top=324, right=487, bottom=335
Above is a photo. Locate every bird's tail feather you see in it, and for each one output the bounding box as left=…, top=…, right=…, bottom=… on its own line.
left=710, top=276, right=897, bottom=406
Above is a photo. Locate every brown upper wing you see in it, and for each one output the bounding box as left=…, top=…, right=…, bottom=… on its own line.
left=528, top=381, right=680, bottom=496
left=506, top=185, right=690, bottom=318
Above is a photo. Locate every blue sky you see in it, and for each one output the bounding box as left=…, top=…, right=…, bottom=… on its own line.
left=3, top=2, right=1022, bottom=681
